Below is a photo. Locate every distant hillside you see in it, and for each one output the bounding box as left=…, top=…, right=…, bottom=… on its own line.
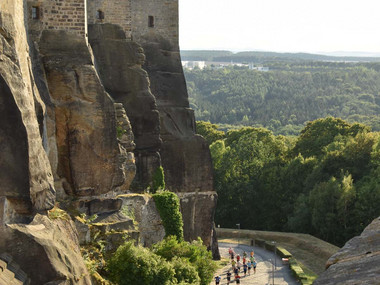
left=181, top=50, right=380, bottom=63
left=180, top=50, right=233, bottom=61
left=184, top=61, right=380, bottom=135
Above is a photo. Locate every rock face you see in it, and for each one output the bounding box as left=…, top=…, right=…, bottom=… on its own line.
left=88, top=23, right=161, bottom=190
left=130, top=0, right=219, bottom=256
left=0, top=2, right=91, bottom=284
left=38, top=30, right=135, bottom=197
left=119, top=194, right=165, bottom=247
left=313, top=216, right=380, bottom=285
left=4, top=214, right=91, bottom=285
left=0, top=4, right=55, bottom=216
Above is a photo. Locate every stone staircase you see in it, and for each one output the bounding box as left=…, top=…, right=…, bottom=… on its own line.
left=0, top=253, right=29, bottom=285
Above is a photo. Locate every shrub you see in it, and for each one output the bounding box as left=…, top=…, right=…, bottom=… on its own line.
left=152, top=166, right=165, bottom=193
left=106, top=242, right=175, bottom=285
left=171, top=257, right=200, bottom=284
left=153, top=191, right=184, bottom=241
left=152, top=236, right=216, bottom=285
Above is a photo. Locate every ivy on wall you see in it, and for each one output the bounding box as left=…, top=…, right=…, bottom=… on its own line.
left=153, top=191, right=184, bottom=241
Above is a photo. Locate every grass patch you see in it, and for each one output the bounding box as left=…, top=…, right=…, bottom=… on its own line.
left=48, top=205, right=70, bottom=220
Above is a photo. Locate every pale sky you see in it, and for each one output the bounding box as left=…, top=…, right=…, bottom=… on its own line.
left=179, top=0, right=380, bottom=54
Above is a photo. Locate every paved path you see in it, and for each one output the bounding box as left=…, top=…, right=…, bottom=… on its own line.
left=210, top=242, right=298, bottom=285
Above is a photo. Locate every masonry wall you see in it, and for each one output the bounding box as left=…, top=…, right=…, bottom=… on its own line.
left=27, top=0, right=87, bottom=37
left=130, top=0, right=179, bottom=49
left=87, top=0, right=132, bottom=38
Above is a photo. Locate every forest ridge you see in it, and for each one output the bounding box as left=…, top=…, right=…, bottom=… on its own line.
left=184, top=56, right=380, bottom=135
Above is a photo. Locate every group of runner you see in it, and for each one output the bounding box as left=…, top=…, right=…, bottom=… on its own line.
left=215, top=248, right=257, bottom=284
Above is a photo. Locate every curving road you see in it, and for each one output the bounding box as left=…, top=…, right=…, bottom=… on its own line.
left=211, top=242, right=298, bottom=285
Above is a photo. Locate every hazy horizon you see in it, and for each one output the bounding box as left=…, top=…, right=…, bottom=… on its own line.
left=179, top=0, right=380, bottom=55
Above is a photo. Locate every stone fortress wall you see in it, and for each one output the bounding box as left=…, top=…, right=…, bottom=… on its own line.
left=130, top=0, right=179, bottom=49
left=27, top=0, right=87, bottom=37
left=26, top=0, right=178, bottom=47
left=87, top=0, right=132, bottom=38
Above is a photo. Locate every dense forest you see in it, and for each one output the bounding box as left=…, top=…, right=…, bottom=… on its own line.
left=185, top=62, right=380, bottom=135
left=181, top=50, right=380, bottom=63
left=197, top=119, right=380, bottom=247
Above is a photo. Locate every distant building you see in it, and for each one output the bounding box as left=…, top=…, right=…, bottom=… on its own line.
left=248, top=63, right=269, bottom=71
left=182, top=61, right=206, bottom=69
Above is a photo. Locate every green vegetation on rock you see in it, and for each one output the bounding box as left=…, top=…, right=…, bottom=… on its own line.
left=153, top=191, right=184, bottom=241
left=152, top=166, right=166, bottom=193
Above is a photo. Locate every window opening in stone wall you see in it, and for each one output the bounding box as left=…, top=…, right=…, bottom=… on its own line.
left=148, top=16, right=154, bottom=27
left=32, top=6, right=39, bottom=20
left=96, top=10, right=105, bottom=20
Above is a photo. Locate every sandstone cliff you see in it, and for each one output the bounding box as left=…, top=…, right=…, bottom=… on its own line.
left=0, top=0, right=219, bottom=283
left=0, top=1, right=91, bottom=283
left=313, top=216, right=380, bottom=285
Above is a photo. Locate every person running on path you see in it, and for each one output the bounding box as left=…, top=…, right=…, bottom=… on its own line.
left=226, top=270, right=232, bottom=285
left=250, top=251, right=254, bottom=258
left=252, top=259, right=257, bottom=274
left=236, top=254, right=240, bottom=262
left=247, top=260, right=252, bottom=275
left=243, top=263, right=248, bottom=276
left=215, top=275, right=221, bottom=285
left=235, top=274, right=241, bottom=284
left=234, top=266, right=239, bottom=277
left=228, top=247, right=233, bottom=258
left=243, top=251, right=247, bottom=258
left=231, top=259, right=236, bottom=269
left=231, top=249, right=235, bottom=260
left=237, top=260, right=242, bottom=272
left=242, top=256, right=246, bottom=264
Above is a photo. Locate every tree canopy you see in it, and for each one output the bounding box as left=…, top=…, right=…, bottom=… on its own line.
left=199, top=118, right=380, bottom=246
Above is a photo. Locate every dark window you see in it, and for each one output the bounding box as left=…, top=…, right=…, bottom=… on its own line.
left=96, top=10, right=105, bottom=20
left=148, top=16, right=154, bottom=27
left=32, top=6, right=39, bottom=19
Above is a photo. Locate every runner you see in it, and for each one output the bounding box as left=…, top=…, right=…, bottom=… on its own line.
left=226, top=270, right=232, bottom=285
left=231, top=258, right=236, bottom=269
left=214, top=275, right=221, bottom=285
left=235, top=274, right=241, bottom=284
left=228, top=247, right=233, bottom=258
left=234, top=266, right=239, bottom=277
left=236, top=254, right=240, bottom=262
left=237, top=260, right=241, bottom=272
left=243, top=251, right=247, bottom=258
left=242, top=256, right=246, bottom=264
left=247, top=260, right=252, bottom=275
left=252, top=259, right=257, bottom=274
left=243, top=263, right=248, bottom=276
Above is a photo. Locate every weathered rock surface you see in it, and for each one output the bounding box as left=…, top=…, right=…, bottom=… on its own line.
left=88, top=24, right=161, bottom=190
left=313, top=216, right=380, bottom=285
left=0, top=253, right=29, bottom=285
left=37, top=30, right=135, bottom=196
left=134, top=34, right=219, bottom=257
left=0, top=6, right=55, bottom=215
left=1, top=214, right=91, bottom=285
left=119, top=194, right=165, bottom=247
